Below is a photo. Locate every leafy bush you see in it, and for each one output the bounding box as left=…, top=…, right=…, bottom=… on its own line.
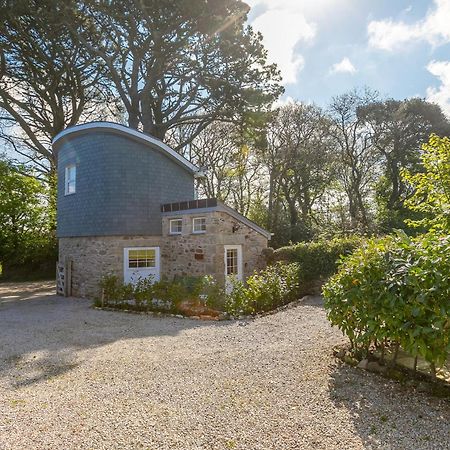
left=273, top=236, right=361, bottom=283
left=99, top=263, right=301, bottom=317
left=402, top=134, right=450, bottom=233
left=323, top=231, right=450, bottom=370
left=224, top=262, right=300, bottom=316
left=98, top=274, right=226, bottom=313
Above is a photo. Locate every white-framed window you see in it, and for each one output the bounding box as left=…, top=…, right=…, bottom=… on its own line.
left=224, top=245, right=243, bottom=293
left=192, top=217, right=206, bottom=233
left=65, top=164, right=76, bottom=195
left=226, top=247, right=239, bottom=275
left=127, top=248, right=156, bottom=268
left=169, top=218, right=183, bottom=235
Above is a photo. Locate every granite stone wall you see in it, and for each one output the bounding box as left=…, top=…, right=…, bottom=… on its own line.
left=59, top=211, right=269, bottom=298
left=161, top=211, right=268, bottom=283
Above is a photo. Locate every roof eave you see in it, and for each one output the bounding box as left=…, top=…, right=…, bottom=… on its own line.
left=52, top=122, right=200, bottom=175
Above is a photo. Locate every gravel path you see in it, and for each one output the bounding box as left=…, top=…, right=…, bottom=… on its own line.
left=0, top=282, right=449, bottom=449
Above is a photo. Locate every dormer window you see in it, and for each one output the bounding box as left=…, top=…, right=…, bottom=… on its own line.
left=65, top=164, right=76, bottom=195
left=169, top=218, right=183, bottom=235
left=192, top=217, right=206, bottom=234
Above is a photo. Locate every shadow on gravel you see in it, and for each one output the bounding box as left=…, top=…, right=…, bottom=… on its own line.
left=0, top=293, right=232, bottom=389
left=328, top=362, right=450, bottom=449
left=297, top=295, right=324, bottom=309
left=0, top=281, right=55, bottom=304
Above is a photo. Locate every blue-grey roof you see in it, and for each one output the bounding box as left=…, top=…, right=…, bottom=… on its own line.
left=55, top=124, right=196, bottom=237
left=53, top=122, right=204, bottom=177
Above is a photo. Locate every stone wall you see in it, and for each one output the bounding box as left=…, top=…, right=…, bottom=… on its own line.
left=59, top=210, right=269, bottom=299
left=161, top=211, right=268, bottom=283
left=59, top=235, right=163, bottom=298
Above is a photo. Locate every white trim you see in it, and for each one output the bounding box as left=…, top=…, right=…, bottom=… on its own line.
left=53, top=122, right=204, bottom=177
left=224, top=245, right=243, bottom=293
left=123, top=246, right=160, bottom=285
left=169, top=218, right=183, bottom=235
left=192, top=216, right=206, bottom=234
left=64, top=164, right=76, bottom=195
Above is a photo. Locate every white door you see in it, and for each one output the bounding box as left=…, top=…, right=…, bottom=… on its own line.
left=224, top=245, right=243, bottom=293
left=123, top=247, right=160, bottom=285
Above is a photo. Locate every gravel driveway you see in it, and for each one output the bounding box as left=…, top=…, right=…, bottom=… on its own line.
left=0, top=282, right=449, bottom=450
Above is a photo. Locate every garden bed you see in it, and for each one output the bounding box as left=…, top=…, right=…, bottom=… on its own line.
left=95, top=262, right=301, bottom=318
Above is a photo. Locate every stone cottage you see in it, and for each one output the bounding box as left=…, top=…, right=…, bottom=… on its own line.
left=54, top=122, right=271, bottom=298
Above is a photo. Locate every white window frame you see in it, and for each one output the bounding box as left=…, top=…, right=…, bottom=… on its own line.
left=169, top=218, right=183, bottom=235
left=224, top=245, right=243, bottom=293
left=192, top=217, right=206, bottom=234
left=123, top=247, right=161, bottom=285
left=64, top=164, right=76, bottom=195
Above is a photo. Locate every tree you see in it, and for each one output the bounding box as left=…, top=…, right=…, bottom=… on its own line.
left=262, top=102, right=337, bottom=243
left=402, top=134, right=450, bottom=232
left=0, top=0, right=109, bottom=176
left=74, top=0, right=282, bottom=149
left=189, top=120, right=265, bottom=216
left=0, top=159, right=55, bottom=277
left=329, top=89, right=380, bottom=232
left=360, top=98, right=450, bottom=230
left=188, top=122, right=237, bottom=202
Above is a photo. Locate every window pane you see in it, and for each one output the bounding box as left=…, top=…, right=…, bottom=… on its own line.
left=128, top=249, right=156, bottom=268
left=193, top=217, right=206, bottom=232
left=226, top=249, right=238, bottom=275
left=170, top=219, right=182, bottom=233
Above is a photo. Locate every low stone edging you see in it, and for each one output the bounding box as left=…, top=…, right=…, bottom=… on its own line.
left=334, top=346, right=450, bottom=398
left=92, top=295, right=315, bottom=322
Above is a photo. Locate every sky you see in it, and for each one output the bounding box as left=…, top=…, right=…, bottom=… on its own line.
left=246, top=0, right=450, bottom=115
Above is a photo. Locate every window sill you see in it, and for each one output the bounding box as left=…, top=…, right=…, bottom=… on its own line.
left=64, top=192, right=76, bottom=196
left=192, top=231, right=206, bottom=234
left=169, top=232, right=182, bottom=236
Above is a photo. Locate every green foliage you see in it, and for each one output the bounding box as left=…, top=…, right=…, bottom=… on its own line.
left=200, top=275, right=226, bottom=311
left=98, top=264, right=300, bottom=317
left=402, top=134, right=450, bottom=232
left=273, top=236, right=361, bottom=282
left=224, top=262, right=300, bottom=316
left=98, top=274, right=226, bottom=314
left=323, top=231, right=450, bottom=368
left=0, top=160, right=56, bottom=279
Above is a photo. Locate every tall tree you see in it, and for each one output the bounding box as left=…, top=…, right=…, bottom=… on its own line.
left=74, top=0, right=282, bottom=149
left=187, top=122, right=236, bottom=202
left=0, top=0, right=108, bottom=176
left=188, top=120, right=265, bottom=216
left=329, top=89, right=379, bottom=232
left=262, top=102, right=336, bottom=242
left=0, top=159, right=55, bottom=277
left=359, top=98, right=450, bottom=230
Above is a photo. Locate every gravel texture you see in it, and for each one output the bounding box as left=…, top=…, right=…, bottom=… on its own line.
left=0, top=282, right=449, bottom=450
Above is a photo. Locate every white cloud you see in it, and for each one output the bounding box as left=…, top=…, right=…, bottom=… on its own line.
left=368, top=0, right=450, bottom=51
left=247, top=0, right=318, bottom=84
left=273, top=95, right=296, bottom=108
left=330, top=57, right=357, bottom=74
left=426, top=60, right=450, bottom=117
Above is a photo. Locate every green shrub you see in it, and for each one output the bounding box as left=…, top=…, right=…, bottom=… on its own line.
left=98, top=264, right=301, bottom=317
left=200, top=275, right=226, bottom=310
left=323, top=231, right=450, bottom=369
left=224, top=262, right=300, bottom=316
left=224, top=276, right=254, bottom=316
left=151, top=278, right=189, bottom=311
left=274, top=236, right=361, bottom=283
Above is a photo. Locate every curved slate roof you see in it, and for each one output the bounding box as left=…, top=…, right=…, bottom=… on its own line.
left=53, top=121, right=203, bottom=177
